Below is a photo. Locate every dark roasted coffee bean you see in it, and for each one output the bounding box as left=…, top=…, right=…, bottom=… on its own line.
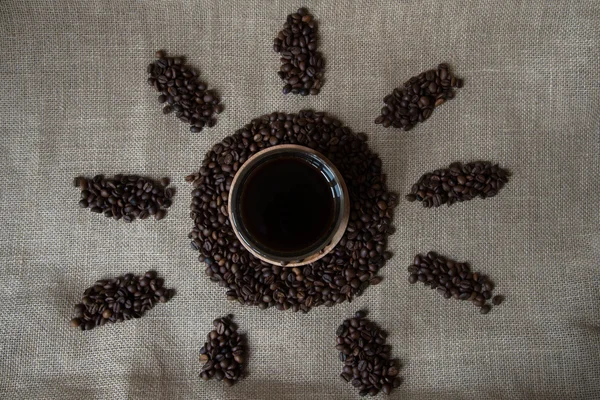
left=69, top=271, right=174, bottom=330
left=336, top=312, right=402, bottom=395
left=74, top=175, right=173, bottom=222
left=492, top=295, right=503, bottom=306
left=69, top=318, right=81, bottom=328
left=409, top=252, right=499, bottom=314
left=144, top=270, right=157, bottom=280
left=188, top=110, right=397, bottom=312
left=274, top=9, right=324, bottom=95
left=74, top=304, right=85, bottom=317
left=148, top=50, right=221, bottom=131
left=376, top=64, right=462, bottom=130
left=199, top=316, right=245, bottom=386
left=407, top=161, right=509, bottom=207
left=370, top=276, right=383, bottom=285
left=154, top=209, right=166, bottom=221
left=382, top=384, right=392, bottom=395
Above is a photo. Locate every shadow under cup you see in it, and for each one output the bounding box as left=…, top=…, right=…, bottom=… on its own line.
left=228, top=145, right=349, bottom=267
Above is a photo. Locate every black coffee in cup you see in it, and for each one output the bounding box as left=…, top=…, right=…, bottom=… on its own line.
left=240, top=156, right=334, bottom=254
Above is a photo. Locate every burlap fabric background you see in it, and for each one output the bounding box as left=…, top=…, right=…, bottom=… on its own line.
left=1, top=0, right=599, bottom=399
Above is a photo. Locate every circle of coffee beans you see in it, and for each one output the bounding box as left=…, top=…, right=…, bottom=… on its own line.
left=375, top=64, right=462, bottom=130
left=199, top=316, right=245, bottom=386
left=187, top=110, right=397, bottom=313
left=405, top=161, right=509, bottom=207
left=147, top=50, right=223, bottom=132
left=273, top=8, right=324, bottom=96
left=69, top=271, right=175, bottom=331
left=336, top=311, right=402, bottom=396
left=408, top=252, right=501, bottom=314
left=74, top=175, right=173, bottom=222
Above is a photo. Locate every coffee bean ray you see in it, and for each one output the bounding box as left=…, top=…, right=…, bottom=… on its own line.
left=273, top=8, right=324, bottom=96
left=199, top=316, right=246, bottom=386
left=405, top=161, right=509, bottom=207
left=74, top=174, right=173, bottom=222
left=407, top=252, right=502, bottom=314
left=375, top=64, right=462, bottom=130
left=336, top=311, right=402, bottom=396
left=148, top=50, right=223, bottom=132
left=69, top=271, right=175, bottom=331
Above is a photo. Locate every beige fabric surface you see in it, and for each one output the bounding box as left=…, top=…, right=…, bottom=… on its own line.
left=1, top=0, right=599, bottom=399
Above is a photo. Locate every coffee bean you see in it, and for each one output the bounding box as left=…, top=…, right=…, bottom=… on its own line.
left=376, top=64, right=462, bottom=130
left=199, top=316, right=245, bottom=386
left=274, top=9, right=324, bottom=95
left=69, top=271, right=174, bottom=331
left=154, top=209, right=166, bottom=221
left=74, top=175, right=173, bottom=222
left=73, top=304, right=85, bottom=317
left=148, top=50, right=221, bottom=132
left=336, top=312, right=402, bottom=395
left=160, top=177, right=170, bottom=187
left=407, top=161, right=509, bottom=207
left=408, top=252, right=499, bottom=314
left=370, top=276, right=383, bottom=285
left=492, top=295, right=503, bottom=305
left=69, top=318, right=81, bottom=328
left=187, top=110, right=397, bottom=313
left=480, top=305, right=491, bottom=314
left=144, top=270, right=157, bottom=279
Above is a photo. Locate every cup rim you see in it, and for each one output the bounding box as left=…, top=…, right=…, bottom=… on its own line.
left=228, top=144, right=350, bottom=267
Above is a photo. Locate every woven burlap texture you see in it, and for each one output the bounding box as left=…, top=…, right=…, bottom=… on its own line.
left=0, top=0, right=598, bottom=399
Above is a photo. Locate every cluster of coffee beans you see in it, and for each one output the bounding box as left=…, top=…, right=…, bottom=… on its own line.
left=75, top=175, right=173, bottom=222
left=375, top=64, right=462, bottom=130
left=187, top=110, right=397, bottom=312
left=147, top=50, right=223, bottom=132
left=273, top=8, right=324, bottom=96
left=69, top=271, right=174, bottom=331
left=336, top=311, right=402, bottom=396
left=405, top=161, right=509, bottom=207
left=408, top=252, right=503, bottom=314
left=199, top=316, right=245, bottom=386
